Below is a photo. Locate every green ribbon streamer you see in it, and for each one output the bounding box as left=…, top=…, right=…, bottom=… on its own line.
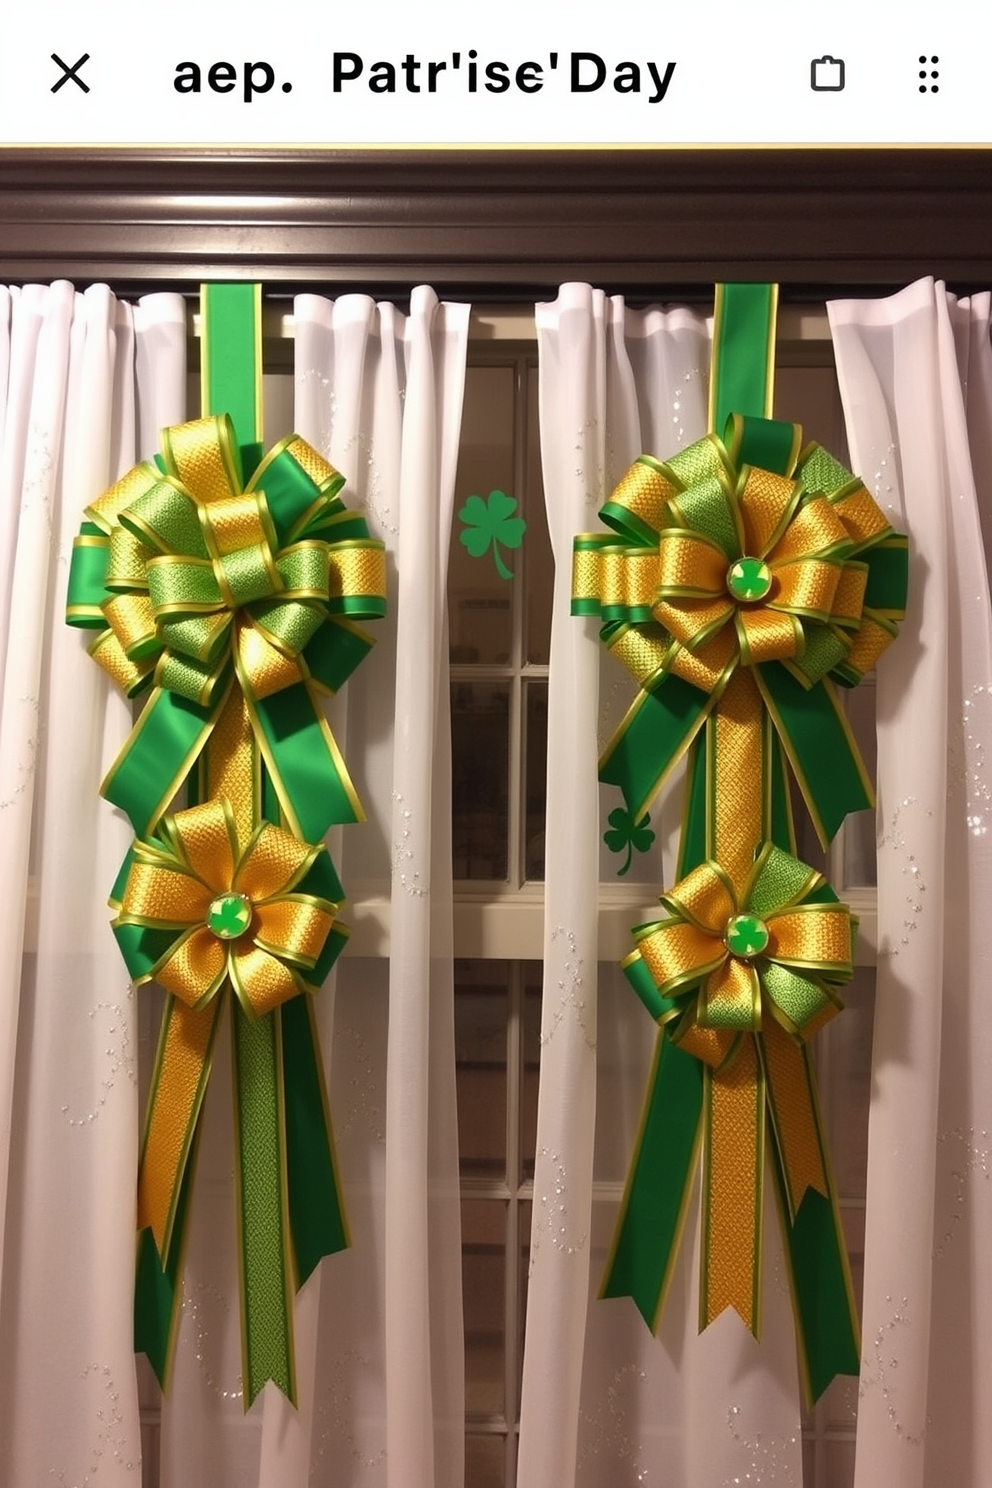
left=780, top=1181, right=862, bottom=1399
left=282, top=994, right=350, bottom=1282
left=232, top=996, right=295, bottom=1405
left=757, top=662, right=872, bottom=844
left=135, top=1145, right=197, bottom=1389
left=599, top=675, right=713, bottom=823
left=600, top=1035, right=703, bottom=1326
left=103, top=685, right=225, bottom=837
left=253, top=683, right=361, bottom=839
left=864, top=537, right=910, bottom=612
left=711, top=283, right=777, bottom=430
left=202, top=282, right=262, bottom=447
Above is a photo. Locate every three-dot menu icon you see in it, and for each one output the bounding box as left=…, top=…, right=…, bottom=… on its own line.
left=919, top=55, right=939, bottom=93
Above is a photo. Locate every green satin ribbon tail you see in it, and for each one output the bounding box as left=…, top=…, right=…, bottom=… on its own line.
left=864, top=535, right=910, bottom=612
left=777, top=1170, right=861, bottom=1402
left=305, top=618, right=376, bottom=694
left=758, top=663, right=872, bottom=846
left=134, top=1145, right=197, bottom=1390
left=600, top=674, right=712, bottom=824
left=232, top=998, right=296, bottom=1407
left=104, top=687, right=223, bottom=835
left=253, top=684, right=360, bottom=839
left=601, top=1035, right=704, bottom=1327
left=282, top=995, right=349, bottom=1284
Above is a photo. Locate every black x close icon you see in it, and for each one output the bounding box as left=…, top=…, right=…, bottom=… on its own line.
left=51, top=53, right=90, bottom=93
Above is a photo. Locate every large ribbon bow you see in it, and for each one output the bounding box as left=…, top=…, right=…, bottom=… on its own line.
left=67, top=414, right=386, bottom=842
left=573, top=417, right=908, bottom=843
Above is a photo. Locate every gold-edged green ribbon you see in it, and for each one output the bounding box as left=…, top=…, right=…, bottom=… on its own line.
left=68, top=283, right=377, bottom=1407
left=588, top=283, right=902, bottom=1403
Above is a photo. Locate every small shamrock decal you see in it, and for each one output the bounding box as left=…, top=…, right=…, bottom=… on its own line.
left=458, top=489, right=526, bottom=580
left=604, top=807, right=656, bottom=877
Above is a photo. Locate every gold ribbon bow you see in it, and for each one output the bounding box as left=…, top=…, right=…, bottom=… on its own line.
left=115, top=796, right=340, bottom=1018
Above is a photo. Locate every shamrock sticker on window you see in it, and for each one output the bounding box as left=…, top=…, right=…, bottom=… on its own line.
left=458, top=490, right=526, bottom=580
left=603, top=807, right=656, bottom=877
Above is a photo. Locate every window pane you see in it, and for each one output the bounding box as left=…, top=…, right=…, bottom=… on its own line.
left=821, top=1372, right=860, bottom=1436
left=463, top=1199, right=506, bottom=1416
left=820, top=967, right=875, bottom=1201
left=842, top=681, right=878, bottom=888
left=452, top=682, right=510, bottom=880
left=517, top=1199, right=532, bottom=1414
left=521, top=965, right=542, bottom=1181
left=802, top=1438, right=816, bottom=1483
left=824, top=1439, right=856, bottom=1488
left=451, top=366, right=516, bottom=665
left=773, top=362, right=850, bottom=467
left=524, top=682, right=548, bottom=882
left=465, top=1433, right=506, bottom=1488
left=455, top=961, right=508, bottom=1179
left=526, top=365, right=553, bottom=665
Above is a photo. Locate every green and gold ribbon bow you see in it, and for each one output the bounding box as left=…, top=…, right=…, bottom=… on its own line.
left=627, top=844, right=851, bottom=1062
left=580, top=284, right=909, bottom=1403
left=68, top=410, right=385, bottom=845
left=66, top=284, right=381, bottom=1407
left=573, top=397, right=908, bottom=846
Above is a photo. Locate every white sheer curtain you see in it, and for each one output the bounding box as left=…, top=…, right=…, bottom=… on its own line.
left=0, top=284, right=186, bottom=1485
left=520, top=284, right=806, bottom=1488
left=157, top=287, right=469, bottom=1488
left=830, top=280, right=992, bottom=1488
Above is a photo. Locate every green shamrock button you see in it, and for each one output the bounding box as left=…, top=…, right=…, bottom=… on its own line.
left=207, top=893, right=253, bottom=940
left=724, top=913, right=770, bottom=959
left=727, top=557, right=772, bottom=604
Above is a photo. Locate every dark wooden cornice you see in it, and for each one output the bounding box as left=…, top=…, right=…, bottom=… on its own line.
left=1, top=147, right=990, bottom=298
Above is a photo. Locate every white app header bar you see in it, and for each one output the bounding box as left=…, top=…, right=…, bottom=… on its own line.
left=4, top=0, right=990, bottom=147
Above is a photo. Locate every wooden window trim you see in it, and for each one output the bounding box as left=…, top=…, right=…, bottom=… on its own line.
left=1, top=146, right=990, bottom=295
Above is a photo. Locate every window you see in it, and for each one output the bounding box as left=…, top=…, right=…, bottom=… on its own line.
left=14, top=295, right=883, bottom=1488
